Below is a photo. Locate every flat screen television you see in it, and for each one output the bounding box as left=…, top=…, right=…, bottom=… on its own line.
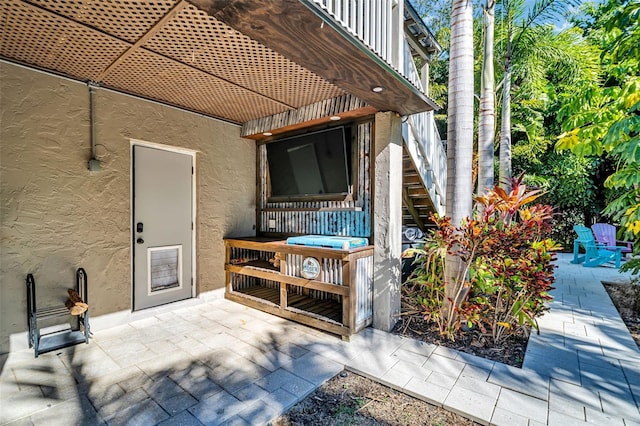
left=266, top=126, right=351, bottom=200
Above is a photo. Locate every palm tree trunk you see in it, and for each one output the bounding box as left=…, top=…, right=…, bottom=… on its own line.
left=445, top=0, right=474, bottom=321
left=499, top=4, right=513, bottom=192
left=478, top=0, right=496, bottom=195
left=446, top=0, right=474, bottom=225
left=499, top=51, right=513, bottom=192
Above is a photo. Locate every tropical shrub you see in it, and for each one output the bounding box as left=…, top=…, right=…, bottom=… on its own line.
left=405, top=215, right=481, bottom=340
left=404, top=177, right=558, bottom=343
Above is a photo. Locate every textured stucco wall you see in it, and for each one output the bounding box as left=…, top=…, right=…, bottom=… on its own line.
left=0, top=62, right=256, bottom=353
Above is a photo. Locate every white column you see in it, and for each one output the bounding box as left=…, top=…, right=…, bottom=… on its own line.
left=372, top=111, right=403, bottom=331
left=421, top=61, right=429, bottom=94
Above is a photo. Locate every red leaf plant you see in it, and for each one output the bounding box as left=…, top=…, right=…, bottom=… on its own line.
left=405, top=176, right=559, bottom=343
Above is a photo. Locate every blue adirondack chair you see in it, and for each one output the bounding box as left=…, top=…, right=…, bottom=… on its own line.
left=572, top=225, right=623, bottom=268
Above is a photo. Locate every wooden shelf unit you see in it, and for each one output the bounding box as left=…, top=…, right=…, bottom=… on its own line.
left=224, top=237, right=374, bottom=338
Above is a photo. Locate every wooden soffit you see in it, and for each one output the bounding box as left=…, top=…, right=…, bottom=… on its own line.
left=241, top=93, right=378, bottom=139
left=187, top=0, right=437, bottom=116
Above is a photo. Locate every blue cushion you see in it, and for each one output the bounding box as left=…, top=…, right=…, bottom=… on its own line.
left=286, top=235, right=368, bottom=250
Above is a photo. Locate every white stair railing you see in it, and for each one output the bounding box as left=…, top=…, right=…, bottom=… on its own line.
left=404, top=111, right=446, bottom=216
left=403, top=38, right=422, bottom=89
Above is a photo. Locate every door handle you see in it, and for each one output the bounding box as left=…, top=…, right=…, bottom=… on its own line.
left=136, top=238, right=144, bottom=244
left=136, top=222, right=144, bottom=233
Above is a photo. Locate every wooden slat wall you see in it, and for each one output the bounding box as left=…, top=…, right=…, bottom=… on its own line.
left=242, top=94, right=367, bottom=137
left=257, top=121, right=372, bottom=237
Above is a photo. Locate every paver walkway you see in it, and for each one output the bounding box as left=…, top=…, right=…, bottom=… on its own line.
left=345, top=253, right=640, bottom=425
left=1, top=253, right=638, bottom=425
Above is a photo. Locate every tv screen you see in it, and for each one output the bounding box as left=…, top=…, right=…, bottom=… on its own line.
left=266, top=127, right=351, bottom=199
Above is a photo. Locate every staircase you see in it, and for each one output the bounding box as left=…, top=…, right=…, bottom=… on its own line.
left=401, top=111, right=446, bottom=231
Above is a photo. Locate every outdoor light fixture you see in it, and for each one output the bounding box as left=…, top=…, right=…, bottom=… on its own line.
left=88, top=158, right=102, bottom=172
left=263, top=132, right=273, bottom=136
left=329, top=116, right=341, bottom=121
left=371, top=86, right=384, bottom=93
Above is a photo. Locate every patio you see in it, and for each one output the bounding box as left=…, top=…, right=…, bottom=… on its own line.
left=1, top=253, right=638, bottom=425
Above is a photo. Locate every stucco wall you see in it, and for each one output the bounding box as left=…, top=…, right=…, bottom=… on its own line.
left=0, top=62, right=256, bottom=354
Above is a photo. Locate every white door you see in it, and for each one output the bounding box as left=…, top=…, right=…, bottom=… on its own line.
left=133, top=145, right=193, bottom=310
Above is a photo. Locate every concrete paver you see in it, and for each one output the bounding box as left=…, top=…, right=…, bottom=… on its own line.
left=403, top=376, right=451, bottom=405
left=236, top=399, right=279, bottom=425
left=188, top=390, right=248, bottom=425
left=425, top=370, right=458, bottom=389
left=259, top=387, right=298, bottom=413
left=379, top=367, right=413, bottom=388
left=460, top=363, right=492, bottom=381
left=584, top=406, right=626, bottom=425
left=487, top=361, right=550, bottom=400
left=107, top=398, right=169, bottom=426
left=1, top=253, right=638, bottom=425
left=389, top=347, right=430, bottom=367
left=253, top=368, right=298, bottom=393
left=156, top=391, right=199, bottom=416
left=454, top=350, right=496, bottom=371
left=157, top=410, right=203, bottom=426
left=444, top=384, right=498, bottom=424
left=548, top=393, right=590, bottom=420
left=494, top=388, right=548, bottom=424
left=490, top=406, right=530, bottom=426
left=548, top=409, right=586, bottom=425
left=344, top=350, right=398, bottom=378
left=280, top=352, right=343, bottom=386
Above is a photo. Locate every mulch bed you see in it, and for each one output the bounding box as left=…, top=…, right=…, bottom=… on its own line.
left=391, top=280, right=529, bottom=368
left=392, top=314, right=529, bottom=368
left=603, top=280, right=640, bottom=349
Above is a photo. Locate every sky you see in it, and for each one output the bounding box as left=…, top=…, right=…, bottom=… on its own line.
left=524, top=0, right=587, bottom=31
left=411, top=0, right=596, bottom=34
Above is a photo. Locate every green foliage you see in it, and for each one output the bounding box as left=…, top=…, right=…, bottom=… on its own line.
left=556, top=0, right=640, bottom=259
left=490, top=6, right=602, bottom=219
left=469, top=207, right=557, bottom=343
left=521, top=152, right=614, bottom=250
left=509, top=25, right=601, bottom=161
left=403, top=244, right=447, bottom=329
left=406, top=177, right=557, bottom=343
left=404, top=215, right=479, bottom=340
left=620, top=258, right=640, bottom=277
